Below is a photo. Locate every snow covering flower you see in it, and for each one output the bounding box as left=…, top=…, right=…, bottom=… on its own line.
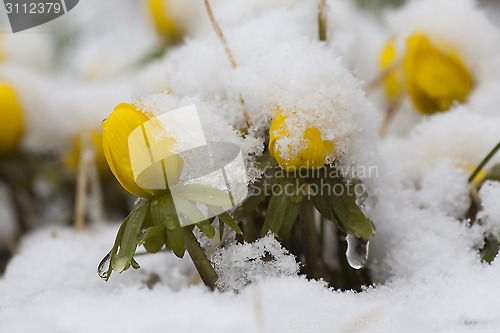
left=0, top=83, right=24, bottom=155
left=269, top=107, right=334, bottom=170
left=380, top=33, right=474, bottom=114
left=147, top=0, right=181, bottom=41
left=101, top=103, right=183, bottom=199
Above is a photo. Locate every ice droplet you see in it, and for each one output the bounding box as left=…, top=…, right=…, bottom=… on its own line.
left=345, top=234, right=369, bottom=269
left=112, top=255, right=129, bottom=273
left=98, top=252, right=111, bottom=280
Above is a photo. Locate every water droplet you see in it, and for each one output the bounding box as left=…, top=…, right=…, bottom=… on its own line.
left=98, top=252, right=111, bottom=280
left=151, top=200, right=158, bottom=207
left=112, top=255, right=129, bottom=273
left=345, top=234, right=369, bottom=269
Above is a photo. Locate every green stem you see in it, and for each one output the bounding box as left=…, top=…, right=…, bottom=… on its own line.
left=183, top=228, right=218, bottom=290
left=318, top=0, right=327, bottom=42
left=469, top=141, right=500, bottom=183
left=299, top=199, right=323, bottom=279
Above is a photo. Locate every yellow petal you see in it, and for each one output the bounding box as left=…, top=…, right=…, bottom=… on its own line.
left=0, top=83, right=24, bottom=155
left=380, top=38, right=404, bottom=99
left=404, top=33, right=473, bottom=114
left=269, top=107, right=335, bottom=171
left=102, top=103, right=157, bottom=199
left=103, top=103, right=184, bottom=199
left=147, top=0, right=181, bottom=41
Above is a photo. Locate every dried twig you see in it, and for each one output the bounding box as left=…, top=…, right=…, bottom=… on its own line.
left=74, top=133, right=92, bottom=231
left=204, top=0, right=251, bottom=130
left=378, top=92, right=404, bottom=137
left=318, top=0, right=328, bottom=42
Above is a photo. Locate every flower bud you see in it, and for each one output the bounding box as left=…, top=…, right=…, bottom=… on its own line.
left=269, top=108, right=334, bottom=171
left=147, top=0, right=181, bottom=41
left=102, top=103, right=183, bottom=199
left=0, top=83, right=24, bottom=155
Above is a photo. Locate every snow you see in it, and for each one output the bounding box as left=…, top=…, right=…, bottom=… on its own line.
left=479, top=181, right=500, bottom=240
left=212, top=233, right=299, bottom=292
left=1, top=225, right=500, bottom=332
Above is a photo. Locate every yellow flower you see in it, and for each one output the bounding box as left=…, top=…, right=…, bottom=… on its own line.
left=269, top=108, right=334, bottom=171
left=465, top=164, right=487, bottom=188
left=102, top=103, right=183, bottom=199
left=380, top=33, right=474, bottom=114
left=147, top=0, right=181, bottom=41
left=0, top=83, right=24, bottom=155
left=64, top=131, right=110, bottom=177
left=380, top=38, right=404, bottom=100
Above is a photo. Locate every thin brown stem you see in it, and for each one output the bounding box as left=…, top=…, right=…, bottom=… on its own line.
left=378, top=92, right=404, bottom=137
left=318, top=0, right=327, bottom=42
left=183, top=227, right=218, bottom=290
left=204, top=0, right=251, bottom=130
left=74, top=133, right=91, bottom=231
left=204, top=0, right=237, bottom=69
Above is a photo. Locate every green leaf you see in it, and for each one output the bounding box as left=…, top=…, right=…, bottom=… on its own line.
left=231, top=166, right=278, bottom=220
left=175, top=198, right=209, bottom=226
left=112, top=204, right=149, bottom=272
left=218, top=212, right=243, bottom=234
left=231, top=190, right=267, bottom=220
left=100, top=215, right=130, bottom=281
left=177, top=183, right=233, bottom=207
left=218, top=217, right=225, bottom=240
left=165, top=227, right=185, bottom=258
left=197, top=219, right=216, bottom=239
left=484, top=163, right=500, bottom=183
left=262, top=176, right=303, bottom=238
left=139, top=225, right=166, bottom=253
left=309, top=169, right=374, bottom=241
left=150, top=193, right=180, bottom=230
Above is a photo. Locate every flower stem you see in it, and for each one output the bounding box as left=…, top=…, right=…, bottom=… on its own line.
left=469, top=141, right=500, bottom=183
left=318, top=0, right=327, bottom=42
left=183, top=228, right=218, bottom=290
left=299, top=199, right=323, bottom=279
left=204, top=0, right=251, bottom=130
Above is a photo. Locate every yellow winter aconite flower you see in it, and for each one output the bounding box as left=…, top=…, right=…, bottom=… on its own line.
left=269, top=108, right=334, bottom=171
left=64, top=131, right=110, bottom=177
left=102, top=103, right=183, bottom=199
left=147, top=0, right=181, bottom=41
left=465, top=164, right=487, bottom=187
left=0, top=83, right=24, bottom=155
left=380, top=33, right=474, bottom=114
left=380, top=38, right=404, bottom=100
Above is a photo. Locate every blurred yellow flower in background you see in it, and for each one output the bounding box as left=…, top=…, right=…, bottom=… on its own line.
left=102, top=103, right=183, bottom=199
left=0, top=83, right=25, bottom=155
left=269, top=108, right=334, bottom=171
left=380, top=33, right=474, bottom=114
left=147, top=0, right=181, bottom=42
left=65, top=131, right=110, bottom=177
left=379, top=38, right=403, bottom=100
